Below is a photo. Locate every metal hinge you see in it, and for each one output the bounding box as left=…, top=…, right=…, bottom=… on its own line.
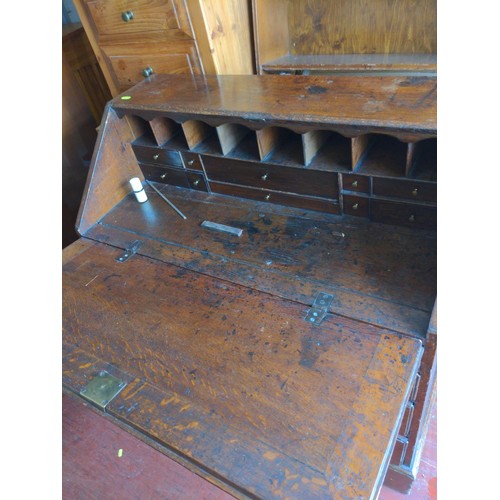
left=304, top=292, right=334, bottom=326
left=115, top=240, right=142, bottom=263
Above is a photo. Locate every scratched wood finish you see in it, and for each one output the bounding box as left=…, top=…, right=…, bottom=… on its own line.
left=63, top=239, right=423, bottom=499
left=111, top=74, right=437, bottom=142
left=76, top=106, right=143, bottom=235
left=85, top=185, right=436, bottom=336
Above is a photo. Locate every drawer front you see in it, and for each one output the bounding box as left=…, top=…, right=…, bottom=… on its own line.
left=372, top=177, right=436, bottom=203
left=341, top=173, right=370, bottom=194
left=181, top=152, right=204, bottom=172
left=139, top=163, right=190, bottom=188
left=203, top=156, right=339, bottom=199
left=342, top=194, right=370, bottom=217
left=390, top=437, right=408, bottom=467
left=132, top=144, right=183, bottom=168
left=186, top=171, right=209, bottom=192
left=371, top=199, right=437, bottom=229
left=210, top=183, right=341, bottom=214
left=87, top=0, right=188, bottom=37
left=107, top=51, right=197, bottom=90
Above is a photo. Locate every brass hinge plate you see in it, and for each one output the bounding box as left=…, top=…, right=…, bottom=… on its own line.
left=80, top=371, right=127, bottom=410
left=116, top=240, right=142, bottom=263
left=304, top=292, right=334, bottom=326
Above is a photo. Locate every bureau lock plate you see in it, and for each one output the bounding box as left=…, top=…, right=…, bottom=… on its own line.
left=80, top=371, right=127, bottom=410
left=304, top=292, right=334, bottom=326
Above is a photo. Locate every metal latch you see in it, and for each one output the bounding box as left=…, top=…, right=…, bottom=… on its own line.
left=115, top=240, right=142, bottom=263
left=80, top=371, right=127, bottom=410
left=304, top=292, right=334, bottom=326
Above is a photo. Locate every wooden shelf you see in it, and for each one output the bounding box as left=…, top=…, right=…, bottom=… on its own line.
left=262, top=54, right=437, bottom=74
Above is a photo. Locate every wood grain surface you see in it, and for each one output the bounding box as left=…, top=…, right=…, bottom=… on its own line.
left=111, top=74, right=437, bottom=141
left=63, top=239, right=423, bottom=499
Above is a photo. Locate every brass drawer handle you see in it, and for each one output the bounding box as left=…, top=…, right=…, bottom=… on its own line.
left=261, top=173, right=269, bottom=181
left=142, top=66, right=154, bottom=78
left=121, top=11, right=134, bottom=22
left=351, top=180, right=358, bottom=188
left=409, top=214, right=416, bottom=222
left=153, top=153, right=160, bottom=160
left=352, top=203, right=359, bottom=210
left=412, top=188, right=418, bottom=196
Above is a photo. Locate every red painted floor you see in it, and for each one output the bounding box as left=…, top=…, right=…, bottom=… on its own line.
left=63, top=392, right=437, bottom=499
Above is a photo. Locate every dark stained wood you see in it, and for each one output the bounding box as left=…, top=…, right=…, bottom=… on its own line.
left=370, top=199, right=437, bottom=230
left=76, top=106, right=143, bottom=235
left=85, top=184, right=436, bottom=336
left=111, top=74, right=437, bottom=141
left=63, top=240, right=423, bottom=499
left=342, top=193, right=370, bottom=217
left=180, top=151, right=205, bottom=171
left=139, top=163, right=191, bottom=188
left=372, top=177, right=437, bottom=204
left=202, top=155, right=339, bottom=199
left=210, top=181, right=340, bottom=214
left=341, top=173, right=371, bottom=194
left=132, top=144, right=184, bottom=168
left=355, top=135, right=409, bottom=177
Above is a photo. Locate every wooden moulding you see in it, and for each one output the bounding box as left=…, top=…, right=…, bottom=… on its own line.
left=181, top=120, right=214, bottom=150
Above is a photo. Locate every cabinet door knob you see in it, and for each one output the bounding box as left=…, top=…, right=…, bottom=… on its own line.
left=412, top=188, right=418, bottom=196
left=261, top=173, right=269, bottom=181
left=352, top=203, right=359, bottom=210
left=142, top=66, right=154, bottom=77
left=121, top=11, right=134, bottom=22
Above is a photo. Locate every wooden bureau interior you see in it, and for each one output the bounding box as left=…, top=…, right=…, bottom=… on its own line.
left=63, top=74, right=436, bottom=499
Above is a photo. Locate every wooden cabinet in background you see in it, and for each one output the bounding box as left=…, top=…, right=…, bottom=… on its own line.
left=252, top=0, right=437, bottom=75
left=73, top=0, right=254, bottom=96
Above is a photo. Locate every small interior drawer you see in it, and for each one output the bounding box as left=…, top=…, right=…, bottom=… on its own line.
left=371, top=199, right=437, bottom=229
left=341, top=173, right=370, bottom=194
left=87, top=0, right=182, bottom=37
left=372, top=177, right=436, bottom=203
left=342, top=194, right=369, bottom=217
left=203, top=156, right=339, bottom=199
left=132, top=144, right=183, bottom=168
left=139, top=163, right=190, bottom=188
left=181, top=152, right=205, bottom=171
left=210, top=182, right=340, bottom=214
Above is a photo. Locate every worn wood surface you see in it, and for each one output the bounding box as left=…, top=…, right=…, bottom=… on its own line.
left=111, top=74, right=437, bottom=141
left=63, top=238, right=423, bottom=499
left=83, top=185, right=436, bottom=336
left=76, top=106, right=143, bottom=235
left=262, top=54, right=438, bottom=74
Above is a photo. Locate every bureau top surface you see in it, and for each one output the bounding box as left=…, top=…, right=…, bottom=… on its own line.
left=112, top=74, right=437, bottom=137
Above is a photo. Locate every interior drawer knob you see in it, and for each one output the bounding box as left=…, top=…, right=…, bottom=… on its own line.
left=409, top=214, right=416, bottom=222
left=187, top=159, right=195, bottom=166
left=412, top=187, right=418, bottom=196
left=142, top=66, right=154, bottom=78
left=192, top=179, right=200, bottom=187
left=153, top=153, right=160, bottom=160
left=351, top=180, right=358, bottom=188
left=121, top=11, right=134, bottom=22
left=352, top=203, right=359, bottom=210
left=265, top=194, right=271, bottom=201
left=261, top=173, right=269, bottom=181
